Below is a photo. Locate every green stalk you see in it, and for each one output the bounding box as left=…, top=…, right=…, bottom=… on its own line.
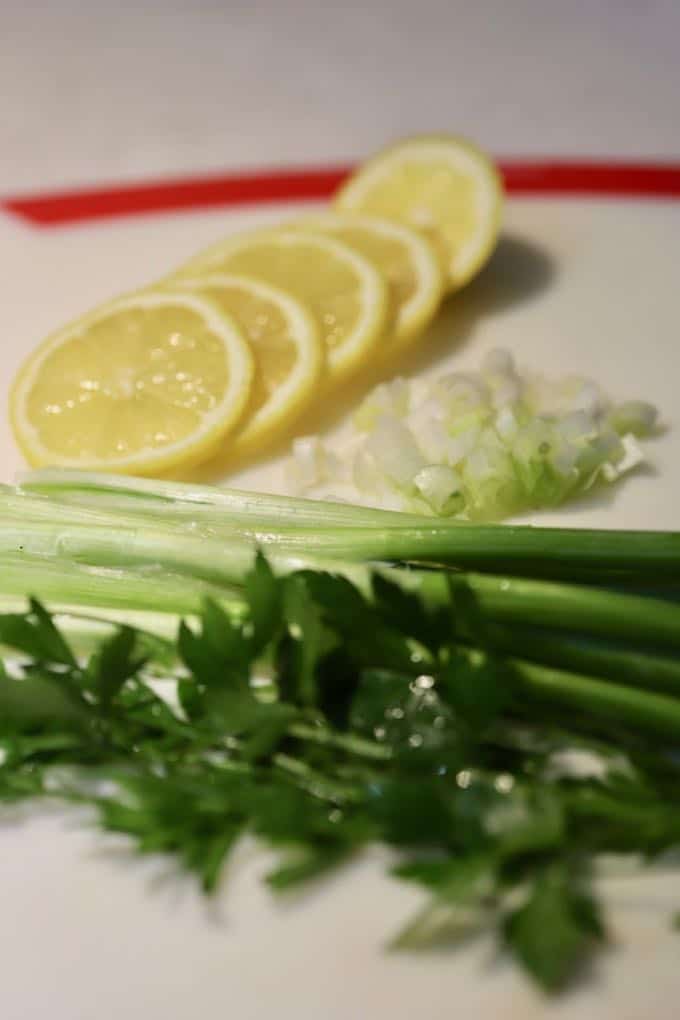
left=0, top=519, right=376, bottom=598
left=18, top=471, right=680, bottom=581
left=510, top=658, right=680, bottom=742
left=0, top=487, right=157, bottom=531
left=20, top=469, right=431, bottom=528
left=0, top=522, right=316, bottom=590
left=235, top=526, right=680, bottom=582
left=6, top=490, right=668, bottom=583
left=566, top=788, right=680, bottom=829
left=0, top=553, right=218, bottom=616
left=8, top=546, right=679, bottom=741
left=4, top=537, right=680, bottom=751
left=482, top=624, right=680, bottom=697
left=3, top=519, right=680, bottom=654
left=1, top=488, right=246, bottom=541
left=443, top=572, right=680, bottom=653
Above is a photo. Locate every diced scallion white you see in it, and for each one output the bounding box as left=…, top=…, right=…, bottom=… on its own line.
left=284, top=350, right=659, bottom=520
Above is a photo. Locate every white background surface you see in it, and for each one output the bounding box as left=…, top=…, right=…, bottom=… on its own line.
left=2, top=0, right=680, bottom=195
left=2, top=4, right=680, bottom=1019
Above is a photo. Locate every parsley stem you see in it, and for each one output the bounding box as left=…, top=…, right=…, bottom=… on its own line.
left=273, top=753, right=361, bottom=803
left=289, top=723, right=393, bottom=761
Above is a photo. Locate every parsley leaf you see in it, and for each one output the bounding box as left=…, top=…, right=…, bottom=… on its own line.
left=438, top=650, right=512, bottom=730
left=503, top=863, right=606, bottom=992
left=245, top=550, right=282, bottom=657
left=280, top=574, right=336, bottom=706
left=178, top=598, right=250, bottom=688
left=0, top=598, right=76, bottom=667
left=86, top=626, right=146, bottom=710
left=0, top=667, right=87, bottom=731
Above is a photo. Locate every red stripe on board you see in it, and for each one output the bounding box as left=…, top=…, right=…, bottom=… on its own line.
left=3, top=166, right=352, bottom=226
left=501, top=161, right=680, bottom=197
left=4, top=161, right=680, bottom=227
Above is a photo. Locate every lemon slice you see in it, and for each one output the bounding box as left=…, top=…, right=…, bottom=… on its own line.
left=175, top=229, right=389, bottom=384
left=176, top=273, right=322, bottom=454
left=10, top=290, right=254, bottom=476
left=334, top=134, right=503, bottom=291
left=290, top=212, right=445, bottom=348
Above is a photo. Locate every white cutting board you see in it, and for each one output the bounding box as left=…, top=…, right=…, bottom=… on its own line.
left=1, top=186, right=680, bottom=1019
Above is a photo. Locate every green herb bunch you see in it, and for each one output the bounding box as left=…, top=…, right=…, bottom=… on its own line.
left=3, top=554, right=680, bottom=993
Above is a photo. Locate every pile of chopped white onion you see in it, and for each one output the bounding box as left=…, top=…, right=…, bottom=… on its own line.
left=284, top=350, right=659, bottom=520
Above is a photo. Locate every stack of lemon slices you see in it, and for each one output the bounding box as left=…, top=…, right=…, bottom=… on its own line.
left=10, top=135, right=503, bottom=477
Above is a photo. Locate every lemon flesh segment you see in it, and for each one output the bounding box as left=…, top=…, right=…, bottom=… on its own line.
left=290, top=213, right=445, bottom=348
left=176, top=273, right=323, bottom=454
left=334, top=135, right=503, bottom=291
left=175, top=229, right=389, bottom=384
left=10, top=290, right=254, bottom=476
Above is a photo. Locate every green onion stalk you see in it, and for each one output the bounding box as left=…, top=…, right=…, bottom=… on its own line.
left=8, top=471, right=680, bottom=582
left=2, top=469, right=680, bottom=743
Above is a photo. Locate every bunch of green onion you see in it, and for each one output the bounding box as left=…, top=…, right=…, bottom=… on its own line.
left=2, top=467, right=680, bottom=741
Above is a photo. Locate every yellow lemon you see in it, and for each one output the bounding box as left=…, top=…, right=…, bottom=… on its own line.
left=10, top=289, right=254, bottom=476
left=290, top=212, right=445, bottom=349
left=335, top=134, right=503, bottom=291
left=176, top=273, right=322, bottom=455
left=174, top=228, right=389, bottom=384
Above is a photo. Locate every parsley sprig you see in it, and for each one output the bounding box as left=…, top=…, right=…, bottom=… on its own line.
left=3, top=554, right=680, bottom=992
